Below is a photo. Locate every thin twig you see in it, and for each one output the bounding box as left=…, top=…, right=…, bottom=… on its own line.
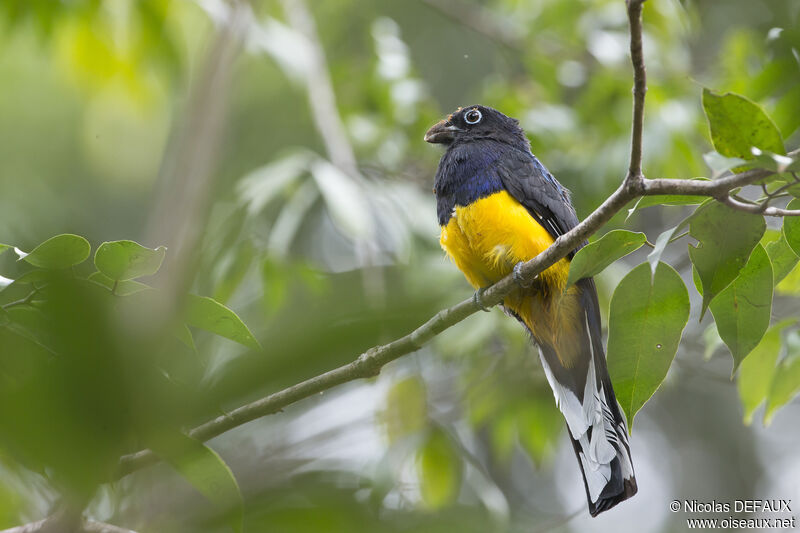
left=2, top=289, right=38, bottom=310
left=718, top=195, right=800, bottom=217
left=764, top=179, right=799, bottom=200
left=641, top=159, right=797, bottom=196
left=731, top=194, right=757, bottom=205
left=625, top=0, right=647, bottom=183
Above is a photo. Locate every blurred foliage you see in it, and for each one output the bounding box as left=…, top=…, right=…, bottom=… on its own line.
left=1, top=0, right=800, bottom=532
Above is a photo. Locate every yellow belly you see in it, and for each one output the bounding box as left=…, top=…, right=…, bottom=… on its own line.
left=439, top=190, right=569, bottom=290
left=440, top=190, right=582, bottom=366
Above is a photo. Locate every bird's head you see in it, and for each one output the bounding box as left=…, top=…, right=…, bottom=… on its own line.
left=424, top=105, right=528, bottom=148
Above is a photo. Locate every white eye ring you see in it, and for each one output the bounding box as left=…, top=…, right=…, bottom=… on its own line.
left=464, top=109, right=482, bottom=124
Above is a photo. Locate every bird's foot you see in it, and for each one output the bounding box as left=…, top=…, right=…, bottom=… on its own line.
left=513, top=262, right=537, bottom=288
left=473, top=287, right=491, bottom=312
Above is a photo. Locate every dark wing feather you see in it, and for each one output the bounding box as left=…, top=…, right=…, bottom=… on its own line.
left=495, top=148, right=582, bottom=253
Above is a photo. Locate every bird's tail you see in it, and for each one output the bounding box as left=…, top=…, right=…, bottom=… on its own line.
left=526, top=278, right=637, bottom=516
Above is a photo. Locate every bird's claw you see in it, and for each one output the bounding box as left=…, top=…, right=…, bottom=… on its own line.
left=473, top=287, right=491, bottom=312
left=513, top=262, right=536, bottom=288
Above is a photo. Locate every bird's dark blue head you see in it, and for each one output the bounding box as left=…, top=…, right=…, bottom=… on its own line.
left=424, top=105, right=529, bottom=150
left=425, top=106, right=537, bottom=225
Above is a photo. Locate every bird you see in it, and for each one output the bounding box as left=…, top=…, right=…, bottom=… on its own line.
left=424, top=105, right=637, bottom=516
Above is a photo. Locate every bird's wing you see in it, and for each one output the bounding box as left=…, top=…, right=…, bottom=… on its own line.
left=495, top=148, right=580, bottom=246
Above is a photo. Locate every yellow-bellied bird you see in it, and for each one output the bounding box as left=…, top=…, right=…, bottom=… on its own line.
left=425, top=105, right=636, bottom=516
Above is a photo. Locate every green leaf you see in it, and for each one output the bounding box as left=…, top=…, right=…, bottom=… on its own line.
left=702, top=323, right=724, bottom=361
left=744, top=150, right=797, bottom=173
left=416, top=428, right=461, bottom=509
left=489, top=411, right=517, bottom=462
left=0, top=244, right=11, bottom=257
left=776, top=261, right=800, bottom=295
left=94, top=240, right=166, bottom=281
left=176, top=324, right=196, bottom=352
left=646, top=206, right=706, bottom=276
left=87, top=272, right=150, bottom=296
left=515, top=392, right=564, bottom=465
left=648, top=225, right=683, bottom=276
left=764, top=230, right=799, bottom=285
left=185, top=295, right=260, bottom=350
left=262, top=258, right=290, bottom=313
left=702, top=89, right=785, bottom=160
left=22, top=234, right=90, bottom=269
left=764, top=330, right=800, bottom=425
left=709, top=244, right=773, bottom=373
left=702, top=151, right=747, bottom=178
left=565, top=230, right=647, bottom=288
left=607, top=262, right=690, bottom=430
left=688, top=202, right=766, bottom=317
left=158, top=434, right=243, bottom=533
left=237, top=151, right=311, bottom=214
left=311, top=160, right=372, bottom=240
left=782, top=199, right=800, bottom=256
left=14, top=270, right=53, bottom=284
left=737, top=321, right=793, bottom=425
left=213, top=243, right=255, bottom=305
left=784, top=182, right=800, bottom=198
left=3, top=306, right=57, bottom=353
left=382, top=377, right=427, bottom=443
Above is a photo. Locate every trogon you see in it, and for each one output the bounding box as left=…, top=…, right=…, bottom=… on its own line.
left=425, top=105, right=637, bottom=516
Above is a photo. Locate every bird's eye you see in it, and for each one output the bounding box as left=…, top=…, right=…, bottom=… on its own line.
left=464, top=109, right=482, bottom=124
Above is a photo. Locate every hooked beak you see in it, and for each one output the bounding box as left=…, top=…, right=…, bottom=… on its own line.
left=424, top=120, right=460, bottom=144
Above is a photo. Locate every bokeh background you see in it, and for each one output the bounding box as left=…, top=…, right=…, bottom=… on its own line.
left=1, top=0, right=799, bottom=531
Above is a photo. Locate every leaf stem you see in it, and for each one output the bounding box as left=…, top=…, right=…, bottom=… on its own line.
left=668, top=231, right=690, bottom=244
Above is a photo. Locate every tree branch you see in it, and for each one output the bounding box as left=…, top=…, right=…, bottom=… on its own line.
left=114, top=0, right=798, bottom=480
left=717, top=195, right=800, bottom=217
left=640, top=149, right=799, bottom=200
left=625, top=0, right=647, bottom=183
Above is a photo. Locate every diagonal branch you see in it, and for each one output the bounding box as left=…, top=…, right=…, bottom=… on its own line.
left=114, top=0, right=798, bottom=480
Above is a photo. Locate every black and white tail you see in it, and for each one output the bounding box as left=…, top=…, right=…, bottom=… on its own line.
left=537, top=278, right=637, bottom=516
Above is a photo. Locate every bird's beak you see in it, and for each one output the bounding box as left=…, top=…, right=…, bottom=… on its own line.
left=424, top=120, right=459, bottom=144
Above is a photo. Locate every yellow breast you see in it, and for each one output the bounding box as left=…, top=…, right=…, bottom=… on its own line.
left=439, top=190, right=570, bottom=291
